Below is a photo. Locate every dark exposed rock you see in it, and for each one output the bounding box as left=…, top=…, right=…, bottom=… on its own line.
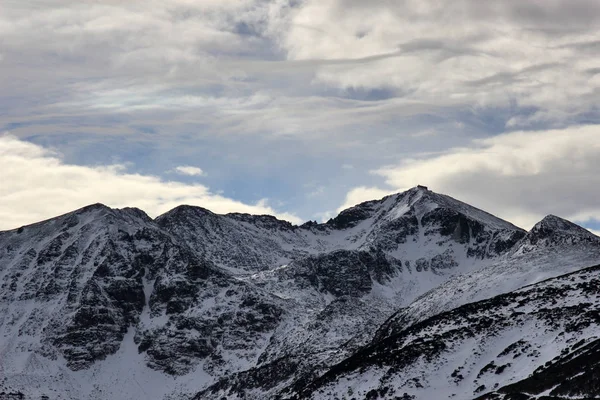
left=274, top=249, right=399, bottom=297
left=326, top=204, right=376, bottom=229
left=479, top=337, right=600, bottom=399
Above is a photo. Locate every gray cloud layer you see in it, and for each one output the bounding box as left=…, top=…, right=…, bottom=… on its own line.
left=3, top=0, right=599, bottom=134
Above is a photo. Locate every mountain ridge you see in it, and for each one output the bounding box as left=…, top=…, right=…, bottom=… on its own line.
left=2, top=186, right=527, bottom=234
left=1, top=186, right=599, bottom=400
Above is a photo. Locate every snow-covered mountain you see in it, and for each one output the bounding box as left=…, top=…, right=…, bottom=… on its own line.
left=163, top=186, right=528, bottom=399
left=0, top=204, right=291, bottom=399
left=0, top=187, right=599, bottom=400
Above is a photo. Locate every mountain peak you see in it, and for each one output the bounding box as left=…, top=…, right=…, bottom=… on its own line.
left=380, top=185, right=430, bottom=203
left=155, top=204, right=215, bottom=223
left=70, top=203, right=114, bottom=218
left=79, top=202, right=111, bottom=211
left=2, top=203, right=113, bottom=233
left=532, top=214, right=597, bottom=238
left=118, top=207, right=153, bottom=222
left=514, top=214, right=599, bottom=254
left=326, top=186, right=521, bottom=233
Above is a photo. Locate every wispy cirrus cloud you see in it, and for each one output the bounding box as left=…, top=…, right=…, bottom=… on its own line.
left=4, top=0, right=600, bottom=137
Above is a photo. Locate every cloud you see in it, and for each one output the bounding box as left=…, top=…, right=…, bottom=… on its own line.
left=175, top=165, right=205, bottom=176
left=337, top=125, right=600, bottom=229
left=279, top=0, right=600, bottom=126
left=3, top=0, right=600, bottom=140
left=2, top=0, right=600, bottom=226
left=0, top=134, right=300, bottom=230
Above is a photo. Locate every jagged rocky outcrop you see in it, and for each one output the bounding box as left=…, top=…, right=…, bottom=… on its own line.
left=0, top=187, right=598, bottom=400
left=513, top=214, right=600, bottom=253
left=155, top=205, right=310, bottom=273
left=374, top=214, right=600, bottom=342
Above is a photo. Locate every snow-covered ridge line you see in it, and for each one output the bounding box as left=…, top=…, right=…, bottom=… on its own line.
left=1, top=185, right=525, bottom=234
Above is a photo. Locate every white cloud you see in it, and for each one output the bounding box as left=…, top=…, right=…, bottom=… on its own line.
left=339, top=125, right=600, bottom=229
left=0, top=134, right=300, bottom=230
left=175, top=165, right=205, bottom=176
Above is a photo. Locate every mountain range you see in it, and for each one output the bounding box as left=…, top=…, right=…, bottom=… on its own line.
left=1, top=186, right=600, bottom=400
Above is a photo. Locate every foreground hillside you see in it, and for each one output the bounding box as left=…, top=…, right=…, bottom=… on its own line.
left=286, top=264, right=600, bottom=400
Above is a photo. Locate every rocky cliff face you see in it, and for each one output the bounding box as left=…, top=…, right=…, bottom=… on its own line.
left=0, top=187, right=598, bottom=400
left=373, top=214, right=600, bottom=342
left=0, top=205, right=153, bottom=371
left=0, top=203, right=292, bottom=397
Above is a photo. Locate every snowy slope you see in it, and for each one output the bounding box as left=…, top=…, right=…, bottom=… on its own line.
left=288, top=263, right=600, bottom=400
left=153, top=186, right=528, bottom=400
left=176, top=188, right=531, bottom=400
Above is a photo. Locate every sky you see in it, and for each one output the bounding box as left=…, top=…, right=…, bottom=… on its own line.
left=2, top=0, right=600, bottom=231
